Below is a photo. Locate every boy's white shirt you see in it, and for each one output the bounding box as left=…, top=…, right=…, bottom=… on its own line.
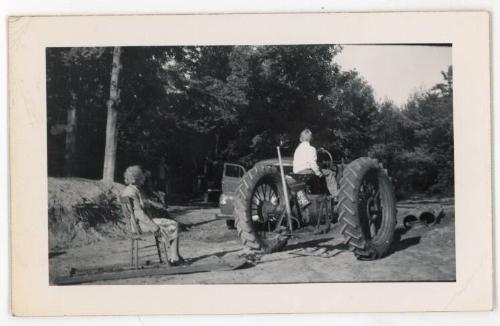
left=292, top=141, right=321, bottom=174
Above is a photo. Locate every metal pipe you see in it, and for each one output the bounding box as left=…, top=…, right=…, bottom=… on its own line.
left=276, top=146, right=293, bottom=234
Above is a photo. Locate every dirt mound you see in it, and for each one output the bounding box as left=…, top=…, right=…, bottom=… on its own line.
left=48, top=177, right=128, bottom=250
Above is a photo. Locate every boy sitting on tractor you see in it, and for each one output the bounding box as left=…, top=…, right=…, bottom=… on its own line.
left=292, top=128, right=338, bottom=208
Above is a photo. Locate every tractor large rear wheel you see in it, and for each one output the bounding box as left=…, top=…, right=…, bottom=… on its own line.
left=233, top=165, right=289, bottom=253
left=337, top=157, right=396, bottom=260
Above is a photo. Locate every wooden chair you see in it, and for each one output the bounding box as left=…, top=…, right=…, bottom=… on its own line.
left=119, top=196, right=170, bottom=269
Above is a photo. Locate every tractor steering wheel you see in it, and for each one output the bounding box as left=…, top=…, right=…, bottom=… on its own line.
left=318, top=147, right=334, bottom=170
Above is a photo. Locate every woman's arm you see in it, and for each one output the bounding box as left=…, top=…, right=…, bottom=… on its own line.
left=145, top=199, right=165, bottom=210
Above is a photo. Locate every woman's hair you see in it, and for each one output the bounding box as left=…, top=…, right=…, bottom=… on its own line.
left=299, top=128, right=313, bottom=142
left=124, top=165, right=145, bottom=185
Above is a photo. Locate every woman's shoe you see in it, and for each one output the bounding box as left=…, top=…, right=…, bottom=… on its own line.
left=169, top=256, right=189, bottom=266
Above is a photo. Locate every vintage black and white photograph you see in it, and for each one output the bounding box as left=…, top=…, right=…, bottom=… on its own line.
left=45, top=43, right=454, bottom=285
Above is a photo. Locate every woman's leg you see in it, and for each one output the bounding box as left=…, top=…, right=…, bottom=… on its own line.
left=153, top=218, right=181, bottom=261
left=169, top=238, right=180, bottom=261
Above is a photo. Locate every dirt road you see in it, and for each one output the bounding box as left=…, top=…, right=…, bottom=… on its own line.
left=49, top=203, right=455, bottom=284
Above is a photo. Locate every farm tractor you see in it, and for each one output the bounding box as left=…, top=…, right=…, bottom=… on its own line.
left=217, top=147, right=397, bottom=260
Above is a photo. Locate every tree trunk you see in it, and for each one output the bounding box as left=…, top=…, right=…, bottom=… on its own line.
left=214, top=133, right=219, bottom=156
left=63, top=91, right=78, bottom=176
left=102, top=47, right=122, bottom=184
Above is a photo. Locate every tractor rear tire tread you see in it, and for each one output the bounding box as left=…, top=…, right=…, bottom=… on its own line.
left=233, top=165, right=288, bottom=253
left=337, top=157, right=397, bottom=260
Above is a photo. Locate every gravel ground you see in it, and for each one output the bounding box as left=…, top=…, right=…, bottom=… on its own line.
left=49, top=203, right=455, bottom=284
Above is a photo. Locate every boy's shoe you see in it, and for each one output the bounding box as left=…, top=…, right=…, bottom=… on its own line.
left=297, top=190, right=311, bottom=209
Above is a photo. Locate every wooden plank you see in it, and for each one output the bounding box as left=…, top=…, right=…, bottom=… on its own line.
left=289, top=247, right=344, bottom=259
left=68, top=262, right=159, bottom=277
left=54, top=258, right=248, bottom=285
left=291, top=251, right=342, bottom=259
left=287, top=233, right=335, bottom=246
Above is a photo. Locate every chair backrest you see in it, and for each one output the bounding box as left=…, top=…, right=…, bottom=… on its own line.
left=119, top=195, right=141, bottom=234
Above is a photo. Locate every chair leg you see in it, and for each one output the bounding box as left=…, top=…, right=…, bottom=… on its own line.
left=135, top=240, right=139, bottom=269
left=130, top=238, right=135, bottom=268
left=155, top=236, right=163, bottom=263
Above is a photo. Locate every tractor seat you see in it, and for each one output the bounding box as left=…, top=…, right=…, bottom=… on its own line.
left=287, top=173, right=317, bottom=183
left=286, top=173, right=316, bottom=193
left=287, top=172, right=327, bottom=195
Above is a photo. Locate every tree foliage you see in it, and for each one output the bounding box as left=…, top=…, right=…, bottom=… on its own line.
left=370, top=66, right=454, bottom=197
left=46, top=46, right=453, bottom=199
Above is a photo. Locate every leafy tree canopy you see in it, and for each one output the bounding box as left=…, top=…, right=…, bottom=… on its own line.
left=46, top=46, right=453, bottom=198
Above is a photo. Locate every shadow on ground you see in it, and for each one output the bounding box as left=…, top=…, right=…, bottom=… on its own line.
left=188, top=248, right=241, bottom=264
left=387, top=227, right=421, bottom=257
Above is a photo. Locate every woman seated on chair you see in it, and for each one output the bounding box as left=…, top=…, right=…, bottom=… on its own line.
left=121, top=165, right=185, bottom=265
